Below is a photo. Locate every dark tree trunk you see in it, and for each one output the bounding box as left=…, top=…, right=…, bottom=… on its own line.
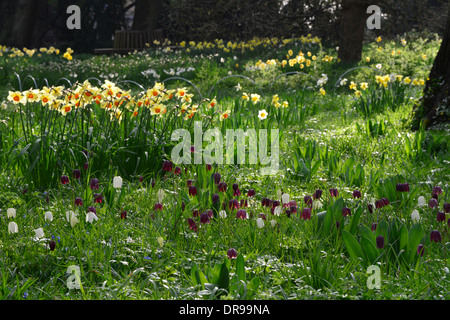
left=338, top=0, right=370, bottom=63
left=0, top=0, right=45, bottom=48
left=132, top=0, right=162, bottom=32
left=412, top=0, right=450, bottom=129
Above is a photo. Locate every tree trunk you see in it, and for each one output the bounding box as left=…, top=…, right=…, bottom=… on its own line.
left=412, top=0, right=450, bottom=129
left=338, top=0, right=370, bottom=63
left=2, top=0, right=45, bottom=48
left=132, top=0, right=162, bottom=32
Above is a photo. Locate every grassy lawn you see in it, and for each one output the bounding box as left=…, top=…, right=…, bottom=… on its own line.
left=0, top=33, right=449, bottom=300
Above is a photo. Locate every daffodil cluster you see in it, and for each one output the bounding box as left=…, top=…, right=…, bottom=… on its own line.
left=156, top=34, right=321, bottom=54
left=6, top=80, right=221, bottom=123
left=0, top=44, right=74, bottom=60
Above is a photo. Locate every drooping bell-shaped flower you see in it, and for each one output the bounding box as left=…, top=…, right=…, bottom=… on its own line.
left=301, top=208, right=311, bottom=220
left=229, top=199, right=239, bottom=210
left=256, top=217, right=265, bottom=228
left=213, top=172, right=221, bottom=185
left=236, top=209, right=247, bottom=219
left=61, top=175, right=69, bottom=185
left=94, top=193, right=103, bottom=203
left=86, top=211, right=98, bottom=223
left=44, top=211, right=53, bottom=221
left=417, top=244, right=425, bottom=257
left=200, top=211, right=210, bottom=224
left=74, top=197, right=83, bottom=206
left=188, top=218, right=197, bottom=231
left=444, top=202, right=450, bottom=213
left=352, top=190, right=362, bottom=198
left=417, top=196, right=426, bottom=206
left=162, top=160, right=173, bottom=172
left=227, top=248, right=237, bottom=259
left=411, top=209, right=420, bottom=223
left=342, top=207, right=351, bottom=217
left=7, top=208, right=16, bottom=218
left=281, top=193, right=290, bottom=205
left=429, top=198, right=438, bottom=209
left=437, top=211, right=446, bottom=222
left=113, top=176, right=123, bottom=188
left=188, top=185, right=198, bottom=196
left=218, top=182, right=227, bottom=192
left=313, top=189, right=322, bottom=199
left=90, top=178, right=99, bottom=190
left=8, top=221, right=18, bottom=234
left=396, top=183, right=410, bottom=192
left=232, top=183, right=241, bottom=196
left=304, top=195, right=312, bottom=207
left=430, top=230, right=442, bottom=243
left=376, top=235, right=385, bottom=249
left=73, top=169, right=81, bottom=180
left=212, top=193, right=220, bottom=204
left=219, top=210, right=227, bottom=218
left=329, top=188, right=338, bottom=197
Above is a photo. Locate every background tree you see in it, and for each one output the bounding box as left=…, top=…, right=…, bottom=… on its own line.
left=132, top=0, right=163, bottom=32
left=337, top=0, right=370, bottom=64
left=412, top=0, right=450, bottom=129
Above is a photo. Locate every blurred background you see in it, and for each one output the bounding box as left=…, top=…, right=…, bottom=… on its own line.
left=0, top=0, right=447, bottom=53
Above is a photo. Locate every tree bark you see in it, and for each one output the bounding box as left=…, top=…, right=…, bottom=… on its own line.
left=132, top=0, right=162, bottom=32
left=338, top=0, right=370, bottom=64
left=0, top=0, right=45, bottom=48
left=412, top=0, right=450, bottom=129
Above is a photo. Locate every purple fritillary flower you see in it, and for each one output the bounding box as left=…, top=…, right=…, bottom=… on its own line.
left=301, top=208, right=311, bottom=220
left=90, top=178, right=99, bottom=190
left=437, top=211, right=446, bottom=222
left=73, top=169, right=81, bottom=180
left=200, top=212, right=210, bottom=224
left=213, top=172, right=221, bottom=185
left=218, top=182, right=227, bottom=192
left=61, top=175, right=69, bottom=185
left=236, top=209, right=247, bottom=219
left=376, top=235, right=385, bottom=249
left=94, top=193, right=103, bottom=203
left=304, top=195, right=313, bottom=207
left=429, top=198, right=438, bottom=208
left=49, top=240, right=56, bottom=251
left=232, top=183, right=241, bottom=196
left=352, top=190, right=362, bottom=198
left=188, top=218, right=197, bottom=231
left=313, top=189, right=322, bottom=199
left=74, top=197, right=83, bottom=206
left=417, top=244, right=425, bottom=256
left=162, top=160, right=173, bottom=172
left=342, top=207, right=351, bottom=217
left=443, top=203, right=450, bottom=213
left=229, top=199, right=239, bottom=210
left=329, top=188, right=339, bottom=197
left=430, top=230, right=442, bottom=243
left=227, top=248, right=237, bottom=259
left=188, top=185, right=197, bottom=196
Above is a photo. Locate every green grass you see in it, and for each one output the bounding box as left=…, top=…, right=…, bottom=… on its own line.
left=0, top=32, right=449, bottom=300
